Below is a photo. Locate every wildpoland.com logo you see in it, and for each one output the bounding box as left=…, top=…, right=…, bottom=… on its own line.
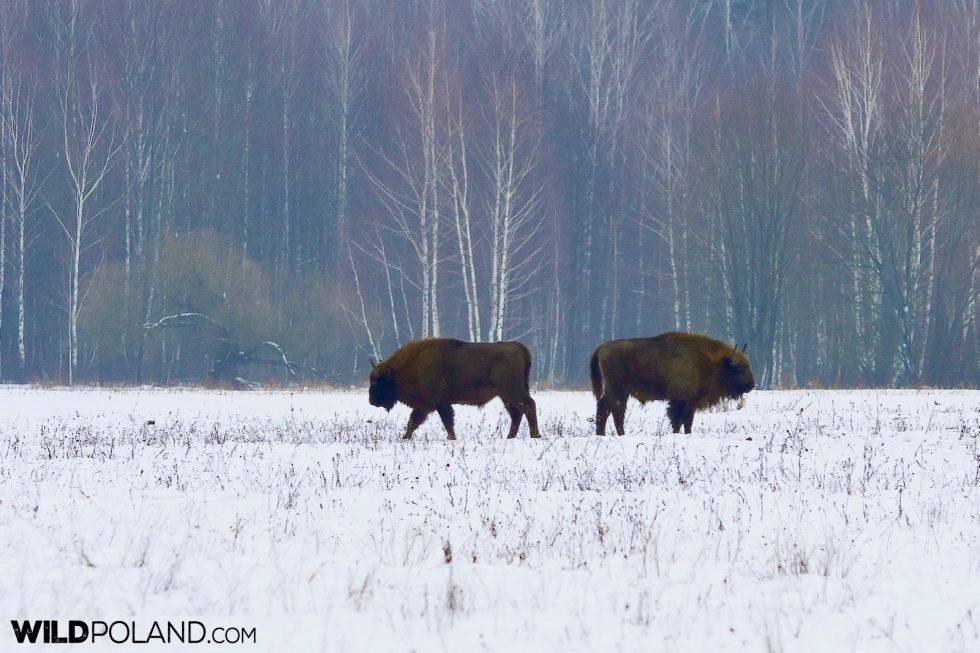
left=10, top=620, right=257, bottom=645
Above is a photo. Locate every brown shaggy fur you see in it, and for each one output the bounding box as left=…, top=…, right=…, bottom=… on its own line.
left=369, top=338, right=540, bottom=440
left=589, top=332, right=755, bottom=435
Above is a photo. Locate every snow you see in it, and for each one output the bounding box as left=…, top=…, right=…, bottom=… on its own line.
left=1, top=386, right=979, bottom=652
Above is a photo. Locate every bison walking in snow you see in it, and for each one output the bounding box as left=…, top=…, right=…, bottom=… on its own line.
left=368, top=338, right=541, bottom=440
left=590, top=332, right=755, bottom=435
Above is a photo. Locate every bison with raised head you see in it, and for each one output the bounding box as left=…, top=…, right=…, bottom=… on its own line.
left=369, top=338, right=541, bottom=440
left=590, top=332, right=755, bottom=435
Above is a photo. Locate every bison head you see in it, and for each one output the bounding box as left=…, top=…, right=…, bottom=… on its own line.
left=368, top=362, right=397, bottom=411
left=722, top=351, right=755, bottom=398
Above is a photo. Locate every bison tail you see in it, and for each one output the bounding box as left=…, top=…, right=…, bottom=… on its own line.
left=525, top=349, right=534, bottom=394
left=589, top=350, right=603, bottom=400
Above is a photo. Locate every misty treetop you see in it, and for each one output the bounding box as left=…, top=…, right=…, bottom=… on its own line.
left=0, top=0, right=977, bottom=387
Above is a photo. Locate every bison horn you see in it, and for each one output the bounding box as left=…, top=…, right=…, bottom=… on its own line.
left=370, top=357, right=380, bottom=369
left=740, top=342, right=747, bottom=353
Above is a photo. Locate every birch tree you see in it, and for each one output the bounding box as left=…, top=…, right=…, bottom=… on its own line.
left=1, top=65, right=43, bottom=379
left=446, top=90, right=481, bottom=341
left=0, top=0, right=974, bottom=387
left=565, top=0, right=652, bottom=349
left=822, top=5, right=886, bottom=382
left=875, top=9, right=941, bottom=383
left=484, top=73, right=545, bottom=342
left=823, top=5, right=951, bottom=384
left=368, top=4, right=449, bottom=339
left=699, top=82, right=809, bottom=386
left=0, top=14, right=9, bottom=379
left=521, top=0, right=563, bottom=97
left=639, top=3, right=706, bottom=332
left=259, top=0, right=304, bottom=278
left=323, top=0, right=367, bottom=274
left=53, top=21, right=122, bottom=384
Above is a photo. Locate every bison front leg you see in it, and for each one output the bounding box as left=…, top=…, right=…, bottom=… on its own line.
left=436, top=404, right=457, bottom=440
left=403, top=409, right=430, bottom=440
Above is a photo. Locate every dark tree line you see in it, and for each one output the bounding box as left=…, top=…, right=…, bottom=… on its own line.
left=0, top=0, right=977, bottom=387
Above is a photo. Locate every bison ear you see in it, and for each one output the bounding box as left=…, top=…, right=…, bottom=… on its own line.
left=723, top=355, right=737, bottom=370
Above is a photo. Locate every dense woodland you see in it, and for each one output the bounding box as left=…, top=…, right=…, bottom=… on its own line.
left=0, top=0, right=977, bottom=387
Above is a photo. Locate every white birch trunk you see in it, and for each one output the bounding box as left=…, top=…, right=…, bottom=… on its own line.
left=2, top=74, right=40, bottom=376
left=57, top=54, right=120, bottom=384
left=243, top=46, right=253, bottom=267
left=448, top=105, right=480, bottom=341
left=281, top=56, right=292, bottom=277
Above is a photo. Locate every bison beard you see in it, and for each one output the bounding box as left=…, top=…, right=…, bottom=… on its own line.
left=368, top=338, right=541, bottom=440
left=590, top=332, right=755, bottom=435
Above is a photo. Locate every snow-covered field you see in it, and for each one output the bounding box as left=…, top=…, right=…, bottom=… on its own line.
left=1, top=387, right=979, bottom=652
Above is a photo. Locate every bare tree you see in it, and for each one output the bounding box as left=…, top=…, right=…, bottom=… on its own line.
left=821, top=5, right=958, bottom=384
left=0, top=0, right=974, bottom=387
left=446, top=88, right=481, bottom=341
left=565, top=0, right=652, bottom=349
left=699, top=82, right=809, bottom=386
left=50, top=5, right=122, bottom=383
left=521, top=0, right=563, bottom=97
left=483, top=72, right=546, bottom=342
left=639, top=3, right=706, bottom=332
left=1, top=61, right=43, bottom=379
left=782, top=0, right=829, bottom=79
left=877, top=9, right=941, bottom=382
left=259, top=0, right=305, bottom=278
left=367, top=3, right=450, bottom=339
left=323, top=0, right=368, bottom=274
left=821, top=4, right=887, bottom=382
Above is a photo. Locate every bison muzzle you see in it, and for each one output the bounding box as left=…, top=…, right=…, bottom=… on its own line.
left=369, top=338, right=541, bottom=440
left=589, top=332, right=755, bottom=435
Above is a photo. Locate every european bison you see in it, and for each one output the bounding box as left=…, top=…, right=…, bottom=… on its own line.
left=368, top=338, right=541, bottom=440
left=589, top=332, right=755, bottom=435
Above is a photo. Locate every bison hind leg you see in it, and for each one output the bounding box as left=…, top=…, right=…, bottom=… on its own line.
left=522, top=398, right=540, bottom=438
left=503, top=402, right=522, bottom=439
left=505, top=397, right=540, bottom=439
left=436, top=404, right=456, bottom=440
left=598, top=393, right=627, bottom=436
left=611, top=396, right=627, bottom=436
left=667, top=400, right=688, bottom=434
left=595, top=395, right=612, bottom=435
